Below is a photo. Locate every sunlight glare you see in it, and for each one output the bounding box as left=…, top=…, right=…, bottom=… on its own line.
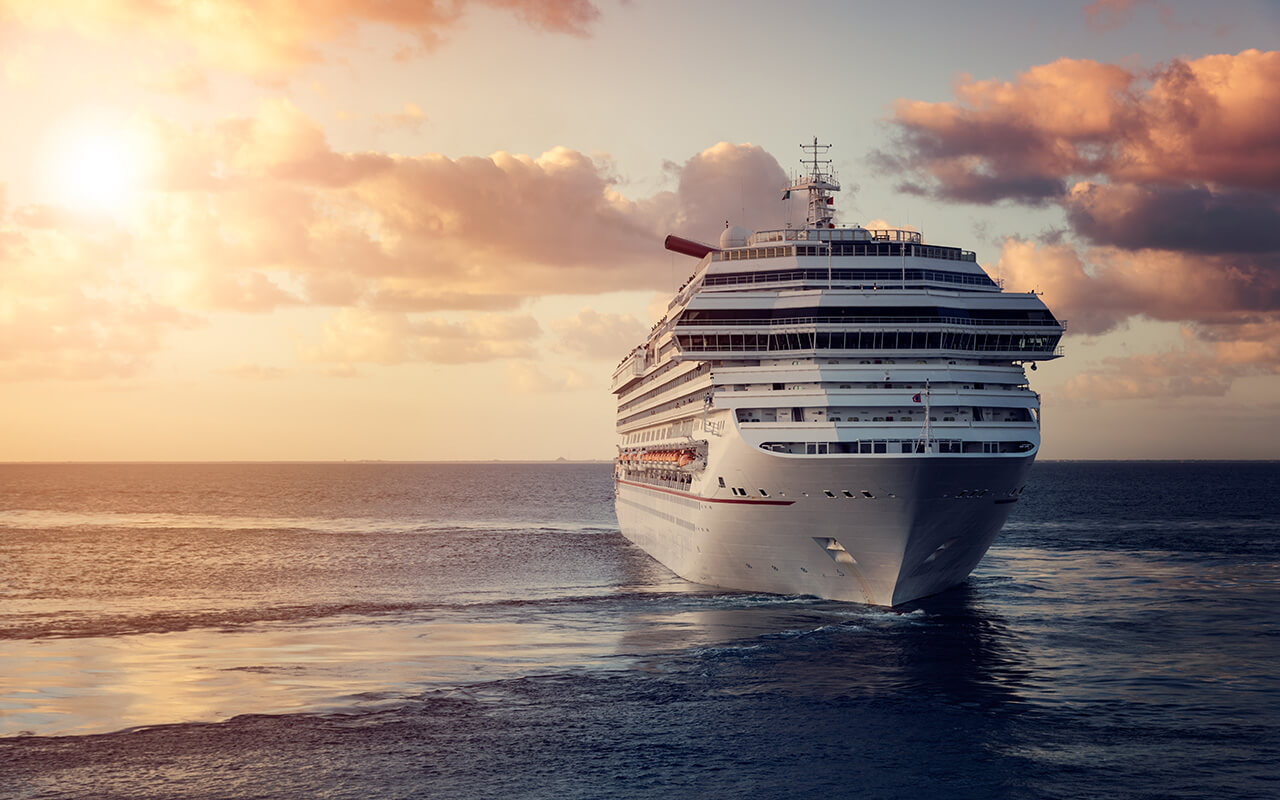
left=54, top=125, right=142, bottom=212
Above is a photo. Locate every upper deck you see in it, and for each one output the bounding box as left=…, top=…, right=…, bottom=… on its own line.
left=720, top=226, right=973, bottom=264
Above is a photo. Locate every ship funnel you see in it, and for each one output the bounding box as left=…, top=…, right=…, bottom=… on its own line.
left=664, top=235, right=719, bottom=259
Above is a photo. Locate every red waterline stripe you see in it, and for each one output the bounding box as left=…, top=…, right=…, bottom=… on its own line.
left=616, top=479, right=795, bottom=506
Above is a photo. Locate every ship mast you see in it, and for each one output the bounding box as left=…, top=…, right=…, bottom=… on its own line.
left=784, top=137, right=841, bottom=229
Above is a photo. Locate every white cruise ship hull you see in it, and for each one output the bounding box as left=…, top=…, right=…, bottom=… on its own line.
left=615, top=428, right=1033, bottom=606
left=611, top=141, right=1062, bottom=607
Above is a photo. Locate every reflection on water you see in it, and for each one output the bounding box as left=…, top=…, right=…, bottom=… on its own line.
left=0, top=582, right=1016, bottom=736
left=1, top=463, right=1278, bottom=800
left=2, top=540, right=1277, bottom=737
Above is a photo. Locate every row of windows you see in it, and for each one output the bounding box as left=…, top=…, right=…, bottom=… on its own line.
left=760, top=440, right=1035, bottom=455
left=622, top=419, right=697, bottom=445
left=704, top=267, right=996, bottom=288
left=676, top=331, right=1060, bottom=353
left=736, top=407, right=1034, bottom=423
left=678, top=306, right=1057, bottom=326
left=714, top=242, right=976, bottom=262
left=751, top=227, right=924, bottom=245
left=617, top=389, right=706, bottom=427
left=616, top=363, right=709, bottom=415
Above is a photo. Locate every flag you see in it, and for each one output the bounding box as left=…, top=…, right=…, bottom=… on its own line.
left=826, top=197, right=834, bottom=205
left=782, top=190, right=791, bottom=200
left=912, top=393, right=922, bottom=403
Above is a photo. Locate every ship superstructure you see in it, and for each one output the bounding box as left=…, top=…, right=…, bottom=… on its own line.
left=612, top=140, right=1064, bottom=605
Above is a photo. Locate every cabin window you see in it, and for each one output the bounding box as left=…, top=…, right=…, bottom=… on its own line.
left=718, top=476, right=726, bottom=488
left=758, top=489, right=769, bottom=497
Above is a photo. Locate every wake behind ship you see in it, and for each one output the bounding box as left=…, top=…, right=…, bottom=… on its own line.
left=612, top=139, right=1065, bottom=606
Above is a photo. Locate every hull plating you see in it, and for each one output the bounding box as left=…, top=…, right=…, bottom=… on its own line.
left=615, top=433, right=1033, bottom=606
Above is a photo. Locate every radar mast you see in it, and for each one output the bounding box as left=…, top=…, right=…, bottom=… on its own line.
left=784, top=137, right=841, bottom=229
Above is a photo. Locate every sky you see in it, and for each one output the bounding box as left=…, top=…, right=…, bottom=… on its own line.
left=1, top=0, right=1278, bottom=461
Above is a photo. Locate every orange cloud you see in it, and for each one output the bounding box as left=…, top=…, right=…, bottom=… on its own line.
left=375, top=102, right=427, bottom=133
left=0, top=205, right=195, bottom=379
left=126, top=101, right=788, bottom=309
left=886, top=51, right=1280, bottom=401
left=994, top=239, right=1280, bottom=336
left=880, top=50, right=1280, bottom=202
left=0, top=0, right=601, bottom=77
left=6, top=100, right=791, bottom=378
left=305, top=308, right=540, bottom=365
left=1063, top=322, right=1280, bottom=400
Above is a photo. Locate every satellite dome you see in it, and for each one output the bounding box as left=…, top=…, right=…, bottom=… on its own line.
left=720, top=225, right=750, bottom=249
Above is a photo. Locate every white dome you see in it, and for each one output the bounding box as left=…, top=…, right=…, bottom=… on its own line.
left=720, top=225, right=750, bottom=248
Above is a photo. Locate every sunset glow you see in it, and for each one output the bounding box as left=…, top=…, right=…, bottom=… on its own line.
left=0, top=1, right=1277, bottom=461
left=50, top=122, right=141, bottom=212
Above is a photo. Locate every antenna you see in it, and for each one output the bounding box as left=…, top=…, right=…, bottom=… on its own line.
left=784, top=137, right=841, bottom=229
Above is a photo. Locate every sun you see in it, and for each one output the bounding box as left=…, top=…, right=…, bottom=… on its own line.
left=53, top=124, right=142, bottom=212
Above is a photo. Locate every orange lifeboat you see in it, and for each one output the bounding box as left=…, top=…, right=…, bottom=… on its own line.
left=676, top=450, right=695, bottom=467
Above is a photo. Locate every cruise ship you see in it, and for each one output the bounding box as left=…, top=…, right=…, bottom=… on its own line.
left=611, top=140, right=1065, bottom=606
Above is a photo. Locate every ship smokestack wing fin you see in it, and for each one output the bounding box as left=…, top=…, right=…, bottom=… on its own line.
left=664, top=235, right=718, bottom=259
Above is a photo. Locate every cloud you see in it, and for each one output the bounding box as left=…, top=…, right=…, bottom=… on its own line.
left=879, top=50, right=1280, bottom=203
left=305, top=308, right=540, bottom=365
left=1064, top=182, right=1280, bottom=254
left=885, top=50, right=1280, bottom=402
left=654, top=141, right=794, bottom=233
left=550, top=309, right=646, bottom=359
left=0, top=205, right=195, bottom=380
left=123, top=101, right=790, bottom=309
left=993, top=238, right=1280, bottom=336
left=864, top=219, right=919, bottom=233
left=1063, top=322, right=1280, bottom=400
left=0, top=0, right=602, bottom=77
left=375, top=102, right=426, bottom=133
left=6, top=100, right=792, bottom=380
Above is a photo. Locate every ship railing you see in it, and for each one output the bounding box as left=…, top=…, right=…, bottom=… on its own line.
left=702, top=268, right=998, bottom=288
left=678, top=345, right=1063, bottom=358
left=750, top=227, right=924, bottom=245
left=676, top=316, right=1064, bottom=328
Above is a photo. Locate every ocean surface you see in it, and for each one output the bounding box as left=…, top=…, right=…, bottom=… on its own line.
left=1, top=461, right=1277, bottom=799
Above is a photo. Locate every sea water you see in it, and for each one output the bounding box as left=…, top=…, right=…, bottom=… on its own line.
left=0, top=462, right=1276, bottom=799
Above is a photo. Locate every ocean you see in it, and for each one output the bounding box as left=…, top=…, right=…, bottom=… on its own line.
left=1, top=461, right=1277, bottom=799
